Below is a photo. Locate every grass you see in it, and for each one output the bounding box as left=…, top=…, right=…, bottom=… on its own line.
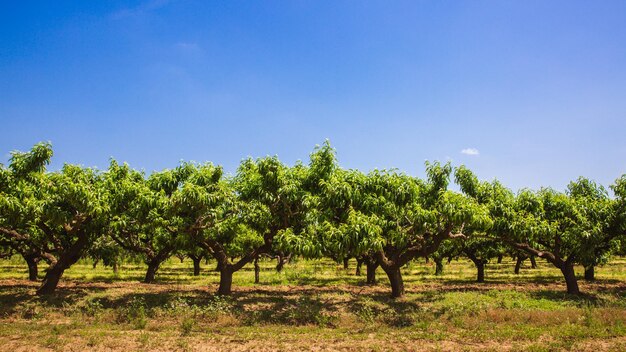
left=0, top=257, right=625, bottom=351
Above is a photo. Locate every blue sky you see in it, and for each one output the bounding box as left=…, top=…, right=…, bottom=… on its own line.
left=1, top=1, right=625, bottom=191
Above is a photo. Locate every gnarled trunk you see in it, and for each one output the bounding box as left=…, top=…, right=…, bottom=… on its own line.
left=23, top=254, right=39, bottom=281
left=218, top=267, right=234, bottom=295
left=383, top=266, right=404, bottom=298
left=560, top=263, right=580, bottom=295
left=37, top=263, right=67, bottom=295
left=37, top=235, right=88, bottom=295
left=144, top=258, right=162, bottom=283
left=584, top=265, right=595, bottom=281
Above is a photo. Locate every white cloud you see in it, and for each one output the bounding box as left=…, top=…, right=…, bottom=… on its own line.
left=461, top=148, right=480, bottom=156
left=111, top=0, right=171, bottom=19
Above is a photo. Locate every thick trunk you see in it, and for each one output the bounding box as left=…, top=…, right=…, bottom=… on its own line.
left=466, top=252, right=486, bottom=283
left=36, top=263, right=66, bottom=295
left=476, top=261, right=485, bottom=283
left=218, top=267, right=234, bottom=295
left=530, top=256, right=537, bottom=269
left=560, top=263, right=580, bottom=295
left=383, top=266, right=404, bottom=298
left=514, top=256, right=524, bottom=274
left=434, top=258, right=444, bottom=276
left=254, top=257, right=260, bottom=284
left=355, top=258, right=363, bottom=276
left=343, top=257, right=349, bottom=270
left=144, top=259, right=161, bottom=283
left=497, top=255, right=503, bottom=264
left=37, top=235, right=88, bottom=295
left=584, top=265, right=595, bottom=281
left=192, top=257, right=201, bottom=276
left=23, top=254, right=39, bottom=281
left=366, top=261, right=378, bottom=285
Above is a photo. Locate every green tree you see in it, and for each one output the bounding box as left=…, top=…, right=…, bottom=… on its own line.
left=0, top=143, right=57, bottom=281
left=36, top=164, right=108, bottom=294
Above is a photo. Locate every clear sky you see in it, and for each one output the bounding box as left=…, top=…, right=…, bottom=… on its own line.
left=1, top=1, right=625, bottom=191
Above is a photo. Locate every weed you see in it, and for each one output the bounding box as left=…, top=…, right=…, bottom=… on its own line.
left=117, top=297, right=148, bottom=329
left=180, top=315, right=195, bottom=336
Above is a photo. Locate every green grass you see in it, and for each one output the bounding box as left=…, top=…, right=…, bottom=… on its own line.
left=1, top=257, right=625, bottom=351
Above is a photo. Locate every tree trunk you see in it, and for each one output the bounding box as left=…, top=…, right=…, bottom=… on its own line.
left=36, top=263, right=66, bottom=295
left=23, top=254, right=39, bottom=281
left=584, top=265, right=595, bottom=281
left=366, top=261, right=378, bottom=285
left=383, top=266, right=404, bottom=298
left=113, top=262, right=119, bottom=274
left=514, top=256, right=524, bottom=274
left=92, top=259, right=99, bottom=269
left=276, top=254, right=289, bottom=272
left=343, top=257, right=349, bottom=270
left=144, top=259, right=161, bottom=283
left=192, top=257, right=201, bottom=276
left=560, top=263, right=580, bottom=295
left=476, top=261, right=485, bottom=283
left=218, top=267, right=234, bottom=295
left=497, top=255, right=503, bottom=264
left=355, top=258, right=363, bottom=276
left=434, top=258, right=444, bottom=276
left=530, top=256, right=537, bottom=269
left=37, top=235, right=88, bottom=295
left=254, top=257, right=260, bottom=284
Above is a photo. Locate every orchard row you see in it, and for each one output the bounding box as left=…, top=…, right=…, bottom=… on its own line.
left=1, top=142, right=624, bottom=297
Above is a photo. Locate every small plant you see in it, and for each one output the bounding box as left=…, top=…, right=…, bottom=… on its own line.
left=81, top=298, right=104, bottom=317
left=180, top=315, right=195, bottom=336
left=19, top=302, right=43, bottom=320
left=117, top=297, right=148, bottom=329
left=137, top=331, right=150, bottom=347
left=352, top=298, right=378, bottom=324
